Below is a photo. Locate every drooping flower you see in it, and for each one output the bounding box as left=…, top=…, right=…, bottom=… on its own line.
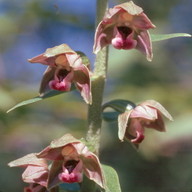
left=118, top=100, right=173, bottom=144
left=37, top=134, right=104, bottom=189
left=93, top=1, right=155, bottom=61
left=8, top=153, right=49, bottom=192
left=28, top=44, right=92, bottom=104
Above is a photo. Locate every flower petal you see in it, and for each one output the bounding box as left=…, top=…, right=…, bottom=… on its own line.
left=22, top=165, right=48, bottom=187
left=136, top=31, right=153, bottom=61
left=39, top=66, right=55, bottom=95
left=37, top=134, right=80, bottom=160
left=82, top=153, right=104, bottom=188
left=116, top=1, right=143, bottom=15
left=66, top=53, right=83, bottom=68
left=47, top=160, right=63, bottom=189
left=130, top=105, right=158, bottom=120
left=44, top=44, right=75, bottom=58
left=144, top=113, right=166, bottom=132
left=50, top=134, right=80, bottom=149
left=118, top=111, right=132, bottom=141
left=74, top=65, right=92, bottom=104
left=142, top=100, right=173, bottom=121
left=127, top=119, right=145, bottom=143
left=28, top=44, right=76, bottom=67
left=8, top=153, right=46, bottom=168
left=28, top=54, right=54, bottom=66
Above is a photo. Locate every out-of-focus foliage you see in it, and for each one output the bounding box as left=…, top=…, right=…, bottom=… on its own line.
left=0, top=0, right=192, bottom=192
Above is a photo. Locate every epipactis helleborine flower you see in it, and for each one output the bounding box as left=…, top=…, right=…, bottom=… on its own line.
left=8, top=153, right=49, bottom=191
left=118, top=100, right=173, bottom=144
left=37, top=134, right=104, bottom=189
left=28, top=44, right=92, bottom=104
left=93, top=1, right=155, bottom=61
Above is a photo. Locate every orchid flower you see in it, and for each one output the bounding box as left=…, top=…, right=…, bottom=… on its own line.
left=8, top=153, right=49, bottom=192
left=93, top=1, right=155, bottom=61
left=118, top=100, right=173, bottom=144
left=37, top=134, right=104, bottom=189
left=29, top=44, right=92, bottom=104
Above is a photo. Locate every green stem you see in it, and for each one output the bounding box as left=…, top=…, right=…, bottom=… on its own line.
left=86, top=0, right=108, bottom=154
left=81, top=0, right=108, bottom=192
left=86, top=47, right=108, bottom=154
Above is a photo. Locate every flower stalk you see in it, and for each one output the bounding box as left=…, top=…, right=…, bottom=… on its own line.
left=82, top=0, right=108, bottom=191
left=86, top=0, right=108, bottom=154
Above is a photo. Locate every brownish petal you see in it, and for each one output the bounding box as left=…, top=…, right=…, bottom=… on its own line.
left=118, top=111, right=132, bottom=141
left=39, top=66, right=55, bottom=95
left=37, top=146, right=63, bottom=160
left=93, top=20, right=115, bottom=54
left=142, top=100, right=173, bottom=121
left=144, top=113, right=166, bottom=132
left=116, top=1, right=143, bottom=16
left=22, top=165, right=48, bottom=187
left=74, top=65, right=92, bottom=104
left=44, top=44, right=75, bottom=58
left=50, top=134, right=80, bottom=149
left=136, top=31, right=153, bottom=61
left=8, top=153, right=46, bottom=168
left=130, top=105, right=157, bottom=120
left=37, top=135, right=80, bottom=160
left=81, top=153, right=104, bottom=188
left=47, top=160, right=63, bottom=190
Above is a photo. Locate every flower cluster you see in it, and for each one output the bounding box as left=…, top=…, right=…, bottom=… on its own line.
left=8, top=134, right=104, bottom=191
left=8, top=1, right=175, bottom=192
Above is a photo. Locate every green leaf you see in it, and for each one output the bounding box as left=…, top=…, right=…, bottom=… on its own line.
left=102, top=99, right=135, bottom=122
left=101, top=164, right=122, bottom=192
left=151, top=33, right=191, bottom=42
left=102, top=99, right=136, bottom=113
left=102, top=111, right=120, bottom=122
left=7, top=89, right=70, bottom=113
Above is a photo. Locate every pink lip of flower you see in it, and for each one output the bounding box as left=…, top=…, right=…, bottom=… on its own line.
left=8, top=153, right=49, bottom=188
left=58, top=159, right=83, bottom=183
left=28, top=44, right=92, bottom=104
left=37, top=134, right=104, bottom=189
left=93, top=1, right=155, bottom=61
left=118, top=100, right=173, bottom=144
left=111, top=26, right=137, bottom=50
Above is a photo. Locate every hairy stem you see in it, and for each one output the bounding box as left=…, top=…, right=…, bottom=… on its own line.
left=81, top=0, right=108, bottom=192
left=86, top=0, right=108, bottom=154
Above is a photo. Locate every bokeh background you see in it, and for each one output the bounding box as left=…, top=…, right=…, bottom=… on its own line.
left=0, top=0, right=192, bottom=191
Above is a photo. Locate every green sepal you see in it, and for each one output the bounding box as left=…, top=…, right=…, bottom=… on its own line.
left=151, top=33, right=191, bottom=42
left=76, top=51, right=90, bottom=68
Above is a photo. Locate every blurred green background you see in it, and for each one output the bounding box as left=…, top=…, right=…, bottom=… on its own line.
left=0, top=0, right=192, bottom=191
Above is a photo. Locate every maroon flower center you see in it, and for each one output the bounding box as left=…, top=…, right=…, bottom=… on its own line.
left=49, top=68, right=73, bottom=91
left=65, top=160, right=79, bottom=173
left=58, top=160, right=83, bottom=183
left=111, top=26, right=137, bottom=50
left=117, top=26, right=133, bottom=39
